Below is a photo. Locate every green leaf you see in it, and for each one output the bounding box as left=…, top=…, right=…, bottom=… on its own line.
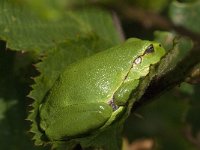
left=169, top=0, right=200, bottom=33
left=0, top=0, right=120, bottom=53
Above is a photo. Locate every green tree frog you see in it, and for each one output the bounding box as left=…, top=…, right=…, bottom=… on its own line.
left=38, top=38, right=165, bottom=141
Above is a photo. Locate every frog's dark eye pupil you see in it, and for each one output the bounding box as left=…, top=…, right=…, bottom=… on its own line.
left=145, top=44, right=154, bottom=54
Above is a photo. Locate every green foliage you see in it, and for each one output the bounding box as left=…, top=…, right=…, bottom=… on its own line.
left=0, top=0, right=120, bottom=53
left=0, top=0, right=200, bottom=150
left=169, top=0, right=200, bottom=33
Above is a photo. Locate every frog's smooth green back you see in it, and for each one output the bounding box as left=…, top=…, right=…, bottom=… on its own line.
left=43, top=38, right=153, bottom=107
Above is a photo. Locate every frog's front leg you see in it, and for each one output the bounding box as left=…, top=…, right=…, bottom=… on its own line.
left=39, top=102, right=113, bottom=141
left=114, top=79, right=139, bottom=106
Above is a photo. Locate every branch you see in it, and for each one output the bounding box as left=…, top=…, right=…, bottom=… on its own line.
left=132, top=44, right=200, bottom=110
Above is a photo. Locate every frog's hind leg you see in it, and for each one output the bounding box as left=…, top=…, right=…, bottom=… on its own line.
left=39, top=102, right=113, bottom=141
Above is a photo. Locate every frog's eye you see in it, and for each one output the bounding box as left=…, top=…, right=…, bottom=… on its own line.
left=144, top=44, right=154, bottom=54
